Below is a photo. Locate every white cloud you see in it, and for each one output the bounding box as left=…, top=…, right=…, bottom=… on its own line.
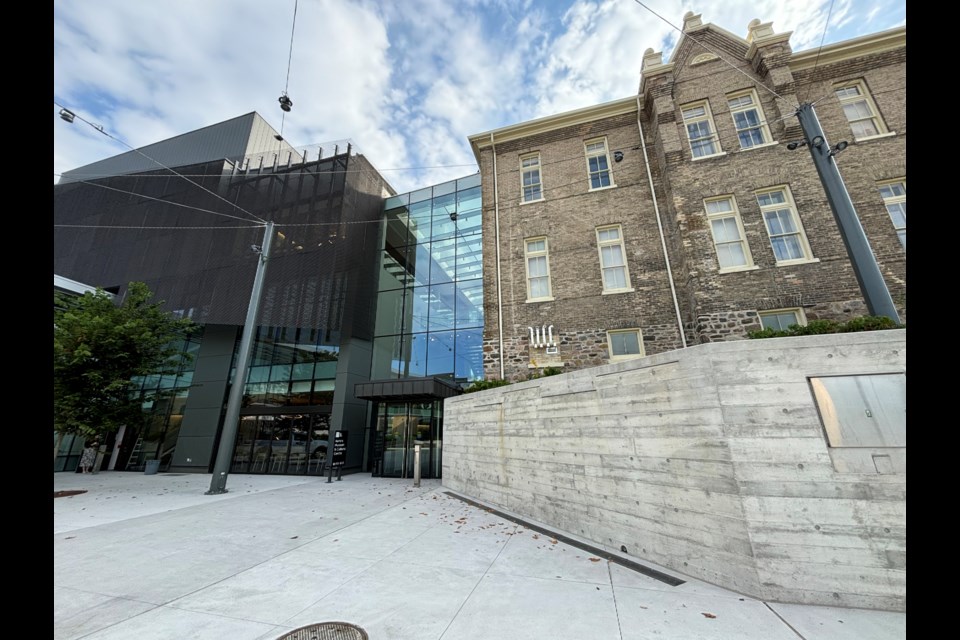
left=54, top=0, right=905, bottom=194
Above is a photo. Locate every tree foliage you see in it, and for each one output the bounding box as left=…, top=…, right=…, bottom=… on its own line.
left=54, top=282, right=196, bottom=440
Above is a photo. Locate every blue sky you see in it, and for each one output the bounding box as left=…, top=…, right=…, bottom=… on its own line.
left=54, top=0, right=905, bottom=194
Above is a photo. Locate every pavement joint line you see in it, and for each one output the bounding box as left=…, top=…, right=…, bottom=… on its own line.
left=437, top=512, right=519, bottom=640
left=608, top=561, right=625, bottom=640
left=764, top=602, right=809, bottom=640
left=442, top=491, right=685, bottom=586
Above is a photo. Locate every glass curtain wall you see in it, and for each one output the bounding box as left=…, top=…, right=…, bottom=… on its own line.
left=228, top=325, right=339, bottom=474
left=371, top=174, right=485, bottom=382
left=124, top=331, right=203, bottom=471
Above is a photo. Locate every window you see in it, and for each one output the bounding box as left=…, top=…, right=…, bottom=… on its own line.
left=607, top=329, right=644, bottom=361
left=759, top=308, right=805, bottom=331
left=524, top=237, right=552, bottom=301
left=584, top=138, right=614, bottom=189
left=755, top=187, right=814, bottom=264
left=704, top=196, right=753, bottom=270
left=681, top=101, right=721, bottom=158
left=878, top=180, right=906, bottom=250
left=727, top=90, right=771, bottom=149
left=521, top=153, right=543, bottom=202
left=596, top=225, right=631, bottom=292
left=834, top=81, right=887, bottom=139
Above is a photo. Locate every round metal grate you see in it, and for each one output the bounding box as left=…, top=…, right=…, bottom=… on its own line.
left=276, top=622, right=368, bottom=640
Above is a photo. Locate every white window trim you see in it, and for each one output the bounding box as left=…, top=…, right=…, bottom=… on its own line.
left=524, top=236, right=553, bottom=302
left=759, top=308, right=807, bottom=331
left=704, top=196, right=757, bottom=273
left=726, top=89, right=775, bottom=150
left=584, top=137, right=616, bottom=191
left=834, top=80, right=888, bottom=141
left=755, top=186, right=817, bottom=266
left=595, top=224, right=633, bottom=293
left=878, top=178, right=906, bottom=250
left=854, top=131, right=897, bottom=142
left=607, top=328, right=645, bottom=361
left=681, top=100, right=723, bottom=159
left=520, top=152, right=544, bottom=204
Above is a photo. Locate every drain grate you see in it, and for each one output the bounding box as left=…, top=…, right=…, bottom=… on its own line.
left=276, top=622, right=368, bottom=640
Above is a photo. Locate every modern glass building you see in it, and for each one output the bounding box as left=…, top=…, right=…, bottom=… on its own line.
left=357, top=174, right=484, bottom=480
left=55, top=113, right=483, bottom=480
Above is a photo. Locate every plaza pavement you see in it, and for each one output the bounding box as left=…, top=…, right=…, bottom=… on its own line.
left=54, top=471, right=906, bottom=640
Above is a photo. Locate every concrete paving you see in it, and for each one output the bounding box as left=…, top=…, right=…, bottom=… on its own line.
left=54, top=472, right=906, bottom=640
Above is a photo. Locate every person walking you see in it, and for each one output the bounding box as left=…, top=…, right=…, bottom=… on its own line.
left=79, top=441, right=99, bottom=474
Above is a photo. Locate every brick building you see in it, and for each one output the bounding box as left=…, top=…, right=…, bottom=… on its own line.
left=468, top=13, right=905, bottom=381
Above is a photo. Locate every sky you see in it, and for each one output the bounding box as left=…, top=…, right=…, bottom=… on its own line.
left=53, top=0, right=906, bottom=194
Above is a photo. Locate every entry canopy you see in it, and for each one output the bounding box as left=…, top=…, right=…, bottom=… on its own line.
left=354, top=376, right=463, bottom=402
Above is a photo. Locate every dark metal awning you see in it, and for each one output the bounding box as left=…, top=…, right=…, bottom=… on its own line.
left=354, top=376, right=463, bottom=402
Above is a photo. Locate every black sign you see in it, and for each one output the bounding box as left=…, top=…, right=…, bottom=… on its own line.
left=331, top=431, right=348, bottom=468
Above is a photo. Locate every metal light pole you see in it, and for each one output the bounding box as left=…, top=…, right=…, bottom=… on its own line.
left=206, top=221, right=276, bottom=494
left=794, top=103, right=900, bottom=323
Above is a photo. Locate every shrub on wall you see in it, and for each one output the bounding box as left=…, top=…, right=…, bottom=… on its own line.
left=747, top=315, right=904, bottom=339
left=462, top=378, right=513, bottom=393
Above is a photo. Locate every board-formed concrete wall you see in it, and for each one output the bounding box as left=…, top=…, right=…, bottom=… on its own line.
left=443, top=330, right=905, bottom=611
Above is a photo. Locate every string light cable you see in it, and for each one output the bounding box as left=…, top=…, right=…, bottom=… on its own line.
left=53, top=101, right=268, bottom=225
left=53, top=173, right=267, bottom=225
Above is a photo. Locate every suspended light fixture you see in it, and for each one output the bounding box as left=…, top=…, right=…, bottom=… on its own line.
left=279, top=93, right=293, bottom=112
left=59, top=108, right=75, bottom=123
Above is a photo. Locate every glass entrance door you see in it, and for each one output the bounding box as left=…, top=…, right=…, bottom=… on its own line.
left=374, top=401, right=442, bottom=479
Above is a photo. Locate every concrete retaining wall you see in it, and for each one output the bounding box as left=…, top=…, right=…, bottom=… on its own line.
left=442, top=330, right=905, bottom=611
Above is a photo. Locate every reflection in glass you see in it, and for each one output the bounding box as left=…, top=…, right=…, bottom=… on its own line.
left=429, top=283, right=457, bottom=332
left=426, top=331, right=456, bottom=377
left=373, top=176, right=485, bottom=385
left=455, top=279, right=483, bottom=328
left=402, top=333, right=427, bottom=377
left=455, top=329, right=484, bottom=380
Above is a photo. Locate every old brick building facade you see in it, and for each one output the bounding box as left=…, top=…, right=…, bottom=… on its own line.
left=469, top=13, right=905, bottom=381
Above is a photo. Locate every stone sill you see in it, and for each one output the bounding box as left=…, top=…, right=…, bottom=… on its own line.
left=718, top=265, right=761, bottom=275
left=774, top=258, right=821, bottom=267
left=691, top=151, right=727, bottom=162
left=525, top=297, right=555, bottom=303
left=601, top=288, right=636, bottom=295
left=854, top=132, right=897, bottom=143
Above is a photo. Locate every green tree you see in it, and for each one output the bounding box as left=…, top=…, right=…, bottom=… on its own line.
left=53, top=282, right=196, bottom=458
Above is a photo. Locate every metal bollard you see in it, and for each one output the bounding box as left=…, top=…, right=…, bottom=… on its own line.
left=413, top=445, right=421, bottom=488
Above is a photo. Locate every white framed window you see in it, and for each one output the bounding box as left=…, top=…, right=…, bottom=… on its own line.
left=727, top=90, right=772, bottom=150
left=521, top=153, right=543, bottom=203
left=607, top=329, right=644, bottom=361
left=596, top=225, right=632, bottom=292
left=755, top=186, right=814, bottom=264
left=681, top=101, right=722, bottom=158
left=524, top=237, right=553, bottom=301
left=704, top=196, right=754, bottom=271
left=584, top=138, right=614, bottom=190
left=759, top=308, right=806, bottom=331
left=834, top=81, right=887, bottom=140
left=878, top=180, right=906, bottom=250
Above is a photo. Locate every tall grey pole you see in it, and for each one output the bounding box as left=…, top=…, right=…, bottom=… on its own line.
left=206, top=221, right=275, bottom=494
left=795, top=103, right=900, bottom=323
